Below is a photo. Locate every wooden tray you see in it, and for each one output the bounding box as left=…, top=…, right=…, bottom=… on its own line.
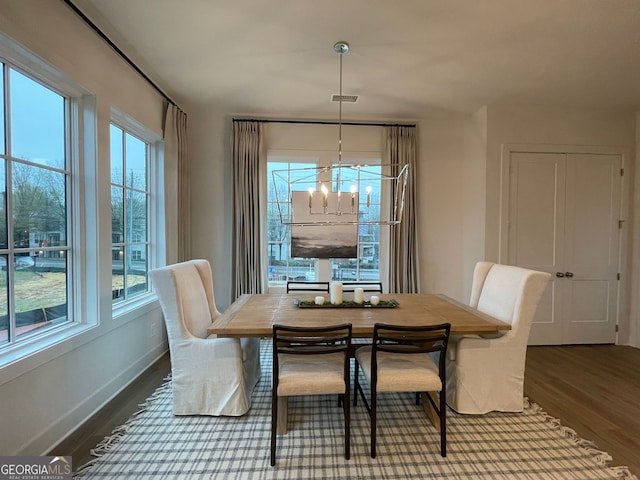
left=294, top=299, right=399, bottom=308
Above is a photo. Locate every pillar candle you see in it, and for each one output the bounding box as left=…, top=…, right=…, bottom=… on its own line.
left=370, top=295, right=380, bottom=306
left=354, top=287, right=364, bottom=304
left=330, top=282, right=343, bottom=305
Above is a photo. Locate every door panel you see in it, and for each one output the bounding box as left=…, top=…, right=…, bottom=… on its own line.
left=508, top=152, right=564, bottom=344
left=562, top=154, right=619, bottom=343
left=507, top=151, right=620, bottom=345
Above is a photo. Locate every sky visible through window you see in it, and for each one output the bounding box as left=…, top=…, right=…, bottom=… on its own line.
left=7, top=68, right=65, bottom=168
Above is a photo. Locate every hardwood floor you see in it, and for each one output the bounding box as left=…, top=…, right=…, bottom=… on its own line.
left=524, top=345, right=640, bottom=477
left=50, top=345, right=640, bottom=476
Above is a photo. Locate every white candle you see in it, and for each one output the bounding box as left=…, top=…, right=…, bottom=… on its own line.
left=354, top=287, right=364, bottom=304
left=321, top=184, right=329, bottom=208
left=330, top=282, right=343, bottom=305
left=314, top=296, right=325, bottom=305
left=370, top=295, right=380, bottom=306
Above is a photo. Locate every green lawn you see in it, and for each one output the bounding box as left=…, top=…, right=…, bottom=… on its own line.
left=0, top=270, right=146, bottom=312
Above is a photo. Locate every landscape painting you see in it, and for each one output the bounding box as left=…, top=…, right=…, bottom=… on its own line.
left=291, top=190, right=358, bottom=258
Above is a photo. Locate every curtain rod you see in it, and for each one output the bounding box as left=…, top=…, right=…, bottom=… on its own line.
left=62, top=0, right=181, bottom=110
left=233, top=118, right=416, bottom=128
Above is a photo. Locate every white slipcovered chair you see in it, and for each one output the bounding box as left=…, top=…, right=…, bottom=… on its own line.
left=445, top=262, right=550, bottom=414
left=149, top=259, right=261, bottom=416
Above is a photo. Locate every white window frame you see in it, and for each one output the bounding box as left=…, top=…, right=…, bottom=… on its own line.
left=0, top=32, right=98, bottom=371
left=266, top=149, right=388, bottom=292
left=110, top=108, right=161, bottom=317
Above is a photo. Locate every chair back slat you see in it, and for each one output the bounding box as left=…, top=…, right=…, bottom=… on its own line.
left=273, top=324, right=352, bottom=356
left=286, top=281, right=330, bottom=293
left=341, top=281, right=383, bottom=293
left=373, top=323, right=451, bottom=356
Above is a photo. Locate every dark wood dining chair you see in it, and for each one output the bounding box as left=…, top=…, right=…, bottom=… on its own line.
left=271, top=323, right=352, bottom=466
left=341, top=281, right=383, bottom=293
left=354, top=322, right=451, bottom=458
left=285, top=280, right=330, bottom=293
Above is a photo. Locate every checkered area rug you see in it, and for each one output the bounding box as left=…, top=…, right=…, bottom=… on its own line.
left=75, top=340, right=636, bottom=480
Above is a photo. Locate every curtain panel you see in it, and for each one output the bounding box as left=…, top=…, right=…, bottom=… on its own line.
left=231, top=120, right=266, bottom=299
left=163, top=103, right=191, bottom=263
left=386, top=125, right=420, bottom=293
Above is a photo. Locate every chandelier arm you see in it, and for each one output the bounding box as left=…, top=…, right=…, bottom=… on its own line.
left=273, top=41, right=408, bottom=227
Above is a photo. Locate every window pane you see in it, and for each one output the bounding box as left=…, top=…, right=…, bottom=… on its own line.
left=12, top=163, right=67, bottom=249
left=14, top=254, right=68, bottom=340
left=10, top=69, right=65, bottom=169
left=125, top=133, right=146, bottom=190
left=0, top=256, right=7, bottom=345
left=126, top=191, right=147, bottom=243
left=111, top=120, right=151, bottom=305
left=110, top=124, right=123, bottom=185
left=126, top=244, right=147, bottom=298
left=112, top=245, right=124, bottom=302
left=267, top=155, right=384, bottom=286
left=111, top=186, right=124, bottom=243
left=0, top=160, right=6, bottom=249
left=0, top=64, right=4, bottom=155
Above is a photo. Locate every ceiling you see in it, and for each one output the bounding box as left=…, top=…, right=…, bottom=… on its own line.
left=76, top=0, right=640, bottom=119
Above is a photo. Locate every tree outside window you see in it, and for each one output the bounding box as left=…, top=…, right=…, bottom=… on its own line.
left=266, top=154, right=381, bottom=287
left=0, top=64, right=71, bottom=346
left=110, top=124, right=149, bottom=303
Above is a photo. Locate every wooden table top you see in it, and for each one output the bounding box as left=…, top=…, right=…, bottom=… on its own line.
left=208, top=293, right=510, bottom=338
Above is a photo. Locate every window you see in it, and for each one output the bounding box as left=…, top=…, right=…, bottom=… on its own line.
left=268, top=158, right=318, bottom=284
left=0, top=62, right=72, bottom=347
left=267, top=152, right=383, bottom=288
left=110, top=121, right=151, bottom=304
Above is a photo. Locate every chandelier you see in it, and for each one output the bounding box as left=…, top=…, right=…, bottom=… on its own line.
left=271, top=41, right=409, bottom=226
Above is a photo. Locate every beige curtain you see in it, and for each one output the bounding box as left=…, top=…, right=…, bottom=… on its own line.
left=386, top=125, right=420, bottom=293
left=163, top=103, right=190, bottom=263
left=231, top=120, right=265, bottom=299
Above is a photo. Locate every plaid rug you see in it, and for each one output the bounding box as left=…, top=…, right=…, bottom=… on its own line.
left=75, top=341, right=636, bottom=480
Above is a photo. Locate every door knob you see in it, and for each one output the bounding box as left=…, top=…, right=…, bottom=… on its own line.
left=556, top=272, right=565, bottom=277
left=565, top=272, right=574, bottom=278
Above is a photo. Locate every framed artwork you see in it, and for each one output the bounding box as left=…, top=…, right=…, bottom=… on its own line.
left=290, top=190, right=358, bottom=258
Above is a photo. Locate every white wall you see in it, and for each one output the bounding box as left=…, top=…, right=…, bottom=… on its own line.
left=630, top=112, right=640, bottom=347
left=187, top=107, right=232, bottom=308
left=0, top=2, right=169, bottom=455
left=417, top=115, right=468, bottom=300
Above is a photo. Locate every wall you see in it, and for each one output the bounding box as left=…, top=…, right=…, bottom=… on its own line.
left=188, top=107, right=231, bottom=308
left=630, top=112, right=640, bottom=347
left=0, top=2, right=169, bottom=455
left=461, top=107, right=488, bottom=298
left=417, top=115, right=468, bottom=300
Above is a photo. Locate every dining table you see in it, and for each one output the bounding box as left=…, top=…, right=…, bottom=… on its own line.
left=207, top=292, right=511, bottom=433
left=207, top=292, right=511, bottom=338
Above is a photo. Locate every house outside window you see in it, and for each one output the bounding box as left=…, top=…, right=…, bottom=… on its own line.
left=0, top=62, right=72, bottom=347
left=110, top=122, right=151, bottom=303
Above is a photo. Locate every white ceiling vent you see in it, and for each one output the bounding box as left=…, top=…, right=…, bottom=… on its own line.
left=331, top=94, right=359, bottom=103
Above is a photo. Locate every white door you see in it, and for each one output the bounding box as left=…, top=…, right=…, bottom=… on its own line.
left=507, top=151, right=621, bottom=345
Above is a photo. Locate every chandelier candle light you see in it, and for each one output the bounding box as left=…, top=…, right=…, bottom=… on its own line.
left=271, top=41, right=409, bottom=226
